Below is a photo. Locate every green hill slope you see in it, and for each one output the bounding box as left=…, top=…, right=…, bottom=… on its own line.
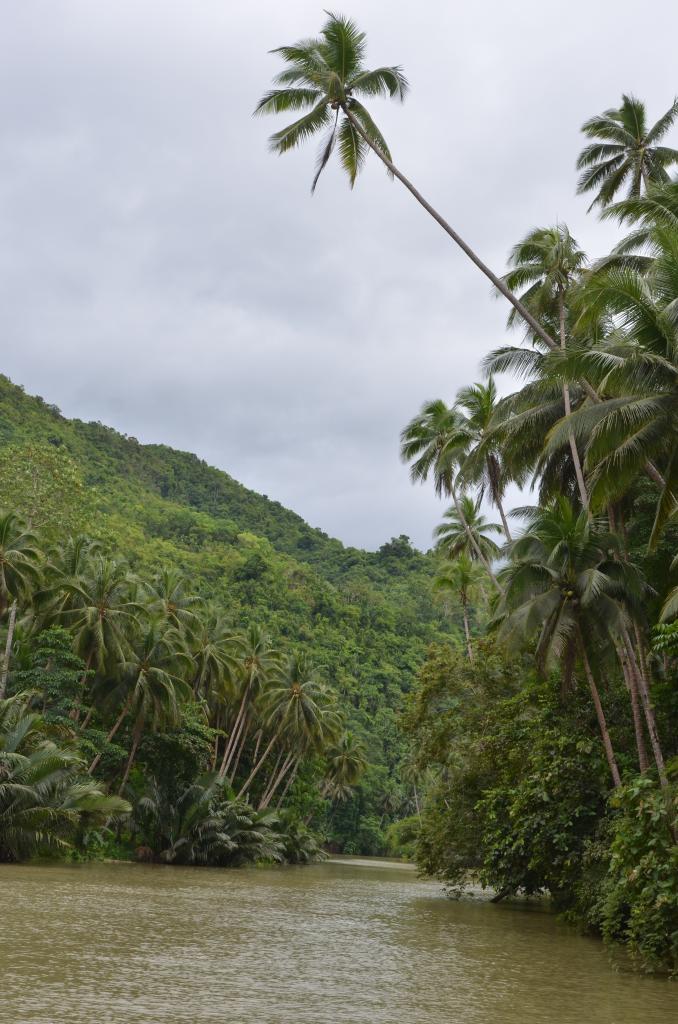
left=0, top=374, right=460, bottom=850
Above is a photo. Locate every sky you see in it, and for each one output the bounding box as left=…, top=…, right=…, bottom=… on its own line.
left=1, top=1, right=677, bottom=550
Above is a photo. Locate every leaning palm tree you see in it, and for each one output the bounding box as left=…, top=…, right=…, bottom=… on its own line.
left=576, top=94, right=678, bottom=210
left=217, top=624, right=280, bottom=782
left=256, top=11, right=567, bottom=356
left=0, top=511, right=42, bottom=698
left=237, top=654, right=339, bottom=802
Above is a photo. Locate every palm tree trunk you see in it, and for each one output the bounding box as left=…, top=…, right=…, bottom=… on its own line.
left=461, top=596, right=473, bottom=661
left=495, top=496, right=512, bottom=542
left=622, top=626, right=669, bottom=790
left=260, top=752, right=295, bottom=809
left=450, top=487, right=502, bottom=594
left=70, top=651, right=94, bottom=723
left=218, top=688, right=250, bottom=780
left=342, top=106, right=561, bottom=354
left=558, top=291, right=589, bottom=510
left=80, top=705, right=96, bottom=731
left=236, top=727, right=281, bottom=801
left=577, top=630, right=621, bottom=787
left=88, top=694, right=133, bottom=774
left=259, top=748, right=285, bottom=807
left=118, top=716, right=143, bottom=796
left=0, top=599, right=18, bottom=699
left=342, top=106, right=668, bottom=495
left=614, top=638, right=649, bottom=773
left=210, top=709, right=221, bottom=771
left=228, top=716, right=251, bottom=784
left=276, top=758, right=300, bottom=808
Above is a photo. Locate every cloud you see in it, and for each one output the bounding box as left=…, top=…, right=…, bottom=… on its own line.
left=1, top=0, right=676, bottom=548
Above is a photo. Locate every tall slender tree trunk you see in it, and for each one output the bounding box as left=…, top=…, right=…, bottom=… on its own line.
left=228, top=716, right=251, bottom=785
left=450, top=487, right=502, bottom=594
left=276, top=758, right=300, bottom=809
left=342, top=106, right=668, bottom=495
left=260, top=752, right=295, bottom=809
left=236, top=728, right=281, bottom=801
left=211, top=709, right=221, bottom=771
left=495, top=496, right=512, bottom=543
left=614, top=638, right=649, bottom=773
left=118, top=716, right=143, bottom=796
left=461, top=595, right=473, bottom=661
left=558, top=291, right=589, bottom=510
left=218, top=686, right=250, bottom=780
left=0, top=599, right=18, bottom=699
left=259, top=748, right=285, bottom=807
left=70, top=651, right=94, bottom=723
left=577, top=630, right=621, bottom=787
left=88, top=694, right=133, bottom=774
left=622, top=626, right=669, bottom=790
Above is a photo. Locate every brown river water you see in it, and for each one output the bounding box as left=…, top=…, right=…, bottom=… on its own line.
left=1, top=857, right=676, bottom=1023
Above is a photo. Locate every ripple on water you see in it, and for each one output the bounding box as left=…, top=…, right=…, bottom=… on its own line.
left=1, top=860, right=675, bottom=1024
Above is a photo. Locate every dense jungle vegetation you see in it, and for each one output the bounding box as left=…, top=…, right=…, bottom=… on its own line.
left=257, top=13, right=678, bottom=973
left=0, top=372, right=458, bottom=866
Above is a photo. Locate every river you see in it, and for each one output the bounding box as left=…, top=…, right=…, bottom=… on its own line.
left=1, top=858, right=675, bottom=1023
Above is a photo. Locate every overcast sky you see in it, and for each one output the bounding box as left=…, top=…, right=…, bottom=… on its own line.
left=1, top=1, right=677, bottom=549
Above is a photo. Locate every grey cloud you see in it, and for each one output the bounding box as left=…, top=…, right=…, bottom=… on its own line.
left=1, top=0, right=676, bottom=548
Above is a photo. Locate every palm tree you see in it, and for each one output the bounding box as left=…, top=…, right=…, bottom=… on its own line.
left=552, top=186, right=678, bottom=540
left=256, top=12, right=568, bottom=356
left=455, top=378, right=520, bottom=539
left=189, top=604, right=240, bottom=701
left=259, top=16, right=670, bottom=505
left=492, top=498, right=656, bottom=788
left=400, top=401, right=502, bottom=590
left=217, top=624, right=280, bottom=782
left=237, top=654, right=339, bottom=802
left=51, top=557, right=141, bottom=675
left=0, top=693, right=128, bottom=861
left=433, top=554, right=487, bottom=660
left=143, top=568, right=199, bottom=632
left=0, top=511, right=41, bottom=698
left=51, top=557, right=142, bottom=722
left=434, top=496, right=502, bottom=566
left=112, top=619, right=193, bottom=793
left=577, top=94, right=678, bottom=210
left=503, top=225, right=589, bottom=509
left=320, top=730, right=367, bottom=802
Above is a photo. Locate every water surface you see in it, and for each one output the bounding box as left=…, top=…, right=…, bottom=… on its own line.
left=1, top=858, right=675, bottom=1023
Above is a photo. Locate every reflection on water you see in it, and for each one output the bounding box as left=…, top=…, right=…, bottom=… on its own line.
left=1, top=859, right=675, bottom=1023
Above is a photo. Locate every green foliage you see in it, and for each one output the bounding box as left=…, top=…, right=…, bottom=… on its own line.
left=579, top=777, right=678, bottom=973
left=0, top=442, right=94, bottom=537
left=0, top=374, right=456, bottom=851
left=0, top=693, right=129, bottom=862
left=385, top=814, right=420, bottom=860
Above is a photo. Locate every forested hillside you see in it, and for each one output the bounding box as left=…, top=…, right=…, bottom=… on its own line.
left=0, top=373, right=459, bottom=852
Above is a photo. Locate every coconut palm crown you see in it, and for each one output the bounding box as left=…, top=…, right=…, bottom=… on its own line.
left=254, top=11, right=408, bottom=191
left=576, top=94, right=678, bottom=210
